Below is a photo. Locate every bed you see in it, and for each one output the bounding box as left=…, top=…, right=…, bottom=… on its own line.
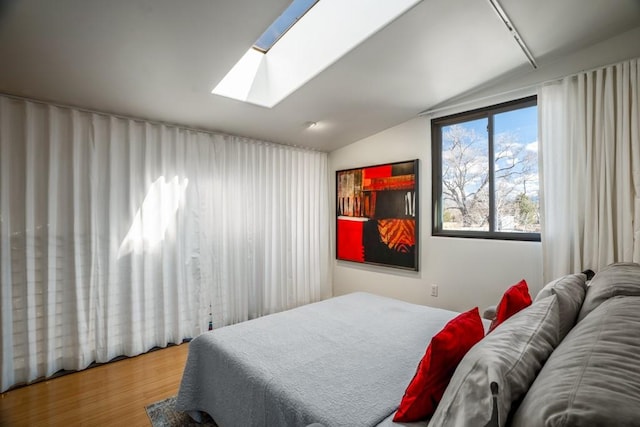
left=175, top=292, right=470, bottom=427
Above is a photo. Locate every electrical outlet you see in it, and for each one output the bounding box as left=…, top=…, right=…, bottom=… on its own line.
left=431, top=284, right=438, bottom=297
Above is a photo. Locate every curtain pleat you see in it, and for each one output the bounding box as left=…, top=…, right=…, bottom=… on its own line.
left=539, top=58, right=640, bottom=282
left=0, top=94, right=330, bottom=392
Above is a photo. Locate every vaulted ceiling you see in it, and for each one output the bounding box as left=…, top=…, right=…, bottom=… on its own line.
left=1, top=0, right=639, bottom=151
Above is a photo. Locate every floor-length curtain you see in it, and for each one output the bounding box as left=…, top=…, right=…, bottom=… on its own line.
left=0, top=94, right=330, bottom=392
left=538, top=58, right=640, bottom=282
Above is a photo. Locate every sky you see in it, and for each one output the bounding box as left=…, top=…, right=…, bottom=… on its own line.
left=495, top=105, right=538, bottom=145
left=454, top=105, right=538, bottom=146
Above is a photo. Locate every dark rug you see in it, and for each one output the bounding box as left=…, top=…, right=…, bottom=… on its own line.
left=145, top=396, right=218, bottom=427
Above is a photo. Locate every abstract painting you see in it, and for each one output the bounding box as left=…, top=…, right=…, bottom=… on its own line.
left=336, top=160, right=418, bottom=270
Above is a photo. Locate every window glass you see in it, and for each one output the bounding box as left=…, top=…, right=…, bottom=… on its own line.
left=253, top=0, right=320, bottom=52
left=494, top=106, right=539, bottom=233
left=441, top=118, right=489, bottom=231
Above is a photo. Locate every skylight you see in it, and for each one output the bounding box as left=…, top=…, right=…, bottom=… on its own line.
left=212, top=0, right=423, bottom=108
left=253, top=0, right=319, bottom=53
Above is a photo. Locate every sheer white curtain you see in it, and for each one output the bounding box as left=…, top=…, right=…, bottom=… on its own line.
left=0, top=95, right=330, bottom=391
left=538, top=58, right=640, bottom=282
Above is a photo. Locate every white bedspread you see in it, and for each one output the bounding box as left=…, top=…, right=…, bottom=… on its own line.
left=176, top=292, right=459, bottom=427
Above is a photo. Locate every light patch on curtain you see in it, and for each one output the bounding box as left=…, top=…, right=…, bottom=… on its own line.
left=118, top=176, right=188, bottom=258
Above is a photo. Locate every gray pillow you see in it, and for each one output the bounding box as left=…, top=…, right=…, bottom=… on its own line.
left=534, top=277, right=562, bottom=301
left=577, top=262, right=640, bottom=322
left=535, top=273, right=586, bottom=339
left=428, top=295, right=561, bottom=427
left=511, top=295, right=640, bottom=427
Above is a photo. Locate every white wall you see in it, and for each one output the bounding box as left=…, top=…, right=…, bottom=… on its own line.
left=329, top=118, right=543, bottom=313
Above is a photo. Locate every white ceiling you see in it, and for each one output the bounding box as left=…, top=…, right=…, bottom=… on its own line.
left=1, top=0, right=639, bottom=152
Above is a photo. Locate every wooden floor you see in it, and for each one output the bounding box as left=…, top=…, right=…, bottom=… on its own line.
left=0, top=343, right=189, bottom=426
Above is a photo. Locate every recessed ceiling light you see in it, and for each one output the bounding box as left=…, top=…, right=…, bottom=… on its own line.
left=304, top=121, right=318, bottom=129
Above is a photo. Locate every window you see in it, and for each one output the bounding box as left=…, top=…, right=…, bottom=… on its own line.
left=431, top=96, right=539, bottom=241
left=253, top=0, right=320, bottom=53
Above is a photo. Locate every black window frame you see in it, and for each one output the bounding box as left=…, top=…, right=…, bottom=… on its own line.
left=431, top=96, right=540, bottom=242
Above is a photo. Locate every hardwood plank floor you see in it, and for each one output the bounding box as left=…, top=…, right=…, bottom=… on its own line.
left=0, top=343, right=189, bottom=426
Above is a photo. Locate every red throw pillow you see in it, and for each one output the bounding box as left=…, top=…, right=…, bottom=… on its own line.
left=394, top=307, right=485, bottom=422
left=488, top=279, right=532, bottom=333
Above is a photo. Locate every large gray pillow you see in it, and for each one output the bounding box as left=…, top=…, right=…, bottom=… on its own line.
left=511, top=295, right=640, bottom=427
left=577, top=262, right=640, bottom=322
left=428, top=295, right=561, bottom=427
left=534, top=272, right=587, bottom=339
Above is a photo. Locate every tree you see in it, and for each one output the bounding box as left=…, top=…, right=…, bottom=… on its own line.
left=515, top=193, right=537, bottom=229
left=441, top=123, right=538, bottom=231
left=441, top=124, right=489, bottom=228
left=494, top=133, right=538, bottom=230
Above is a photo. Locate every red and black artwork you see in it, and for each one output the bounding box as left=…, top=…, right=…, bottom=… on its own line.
left=336, top=160, right=418, bottom=270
